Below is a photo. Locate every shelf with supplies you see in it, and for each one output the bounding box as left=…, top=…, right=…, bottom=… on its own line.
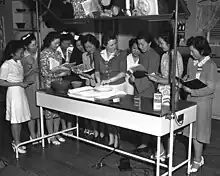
left=13, top=28, right=38, bottom=32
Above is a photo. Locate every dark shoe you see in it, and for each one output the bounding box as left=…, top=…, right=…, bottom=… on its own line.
left=98, top=136, right=106, bottom=145
left=0, top=159, right=8, bottom=169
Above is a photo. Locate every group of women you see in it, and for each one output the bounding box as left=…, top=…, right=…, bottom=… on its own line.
left=0, top=28, right=217, bottom=174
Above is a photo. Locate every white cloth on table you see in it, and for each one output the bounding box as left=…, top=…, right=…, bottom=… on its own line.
left=0, top=59, right=30, bottom=124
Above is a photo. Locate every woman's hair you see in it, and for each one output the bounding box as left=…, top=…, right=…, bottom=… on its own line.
left=128, top=38, right=138, bottom=50
left=186, top=36, right=211, bottom=56
left=82, top=34, right=100, bottom=49
left=1, top=40, right=24, bottom=66
left=60, top=33, right=73, bottom=44
left=42, top=31, right=60, bottom=50
left=158, top=32, right=174, bottom=50
left=21, top=33, right=36, bottom=47
left=102, top=32, right=117, bottom=47
left=136, top=31, right=153, bottom=43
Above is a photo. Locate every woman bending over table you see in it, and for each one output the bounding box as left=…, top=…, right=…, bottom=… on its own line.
left=182, top=36, right=217, bottom=173
left=94, top=32, right=127, bottom=148
left=81, top=34, right=100, bottom=138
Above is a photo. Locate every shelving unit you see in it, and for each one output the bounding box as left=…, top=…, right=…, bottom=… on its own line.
left=12, top=0, right=37, bottom=34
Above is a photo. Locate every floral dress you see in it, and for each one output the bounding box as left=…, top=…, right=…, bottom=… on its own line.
left=40, top=48, right=63, bottom=119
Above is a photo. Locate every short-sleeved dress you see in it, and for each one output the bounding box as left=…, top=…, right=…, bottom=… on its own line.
left=21, top=50, right=40, bottom=119
left=40, top=48, right=63, bottom=119
left=94, top=49, right=127, bottom=91
left=183, top=57, right=217, bottom=144
left=0, top=59, right=31, bottom=124
left=158, top=50, right=183, bottom=104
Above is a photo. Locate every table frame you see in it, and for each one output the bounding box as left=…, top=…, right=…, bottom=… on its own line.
left=14, top=91, right=196, bottom=176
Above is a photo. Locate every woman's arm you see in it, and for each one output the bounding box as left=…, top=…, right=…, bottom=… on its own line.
left=190, top=62, right=217, bottom=97
left=0, top=79, right=22, bottom=87
left=94, top=51, right=101, bottom=84
left=20, top=56, right=34, bottom=77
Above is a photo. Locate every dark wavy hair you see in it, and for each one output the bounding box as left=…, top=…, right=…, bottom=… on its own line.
left=128, top=38, right=138, bottom=50
left=186, top=36, right=211, bottom=56
left=21, top=33, right=36, bottom=47
left=102, top=32, right=117, bottom=47
left=0, top=40, right=24, bottom=66
left=158, top=32, right=175, bottom=50
left=42, top=31, right=60, bottom=50
left=60, top=33, right=73, bottom=43
left=82, top=34, right=100, bottom=49
left=136, top=31, right=153, bottom=43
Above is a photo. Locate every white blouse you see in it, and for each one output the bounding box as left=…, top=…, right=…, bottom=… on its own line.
left=126, top=53, right=139, bottom=70
left=0, top=59, right=24, bottom=83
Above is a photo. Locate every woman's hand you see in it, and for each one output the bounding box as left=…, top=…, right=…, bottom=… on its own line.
left=19, top=82, right=29, bottom=88
left=148, top=75, right=158, bottom=82
left=57, top=71, right=70, bottom=77
left=101, top=80, right=110, bottom=85
left=183, top=86, right=192, bottom=94
left=129, top=74, right=135, bottom=83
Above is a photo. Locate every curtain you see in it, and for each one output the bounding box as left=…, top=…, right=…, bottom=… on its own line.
left=196, top=0, right=220, bottom=35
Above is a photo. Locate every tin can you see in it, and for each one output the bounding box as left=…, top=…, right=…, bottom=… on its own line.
left=153, top=92, right=162, bottom=111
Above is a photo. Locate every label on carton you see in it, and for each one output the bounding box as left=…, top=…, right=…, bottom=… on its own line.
left=153, top=92, right=162, bottom=111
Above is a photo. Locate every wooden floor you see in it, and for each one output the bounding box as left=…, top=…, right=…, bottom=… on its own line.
left=0, top=107, right=220, bottom=175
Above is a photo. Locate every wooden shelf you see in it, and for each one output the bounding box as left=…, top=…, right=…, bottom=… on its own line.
left=61, top=13, right=189, bottom=25
left=13, top=28, right=37, bottom=32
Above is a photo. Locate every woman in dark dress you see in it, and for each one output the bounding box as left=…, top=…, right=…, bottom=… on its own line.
left=94, top=32, right=127, bottom=148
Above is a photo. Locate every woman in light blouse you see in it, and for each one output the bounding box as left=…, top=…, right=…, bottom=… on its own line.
left=94, top=32, right=127, bottom=148
left=126, top=38, right=141, bottom=95
left=148, top=33, right=184, bottom=161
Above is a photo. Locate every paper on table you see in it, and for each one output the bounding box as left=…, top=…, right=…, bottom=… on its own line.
left=49, top=57, right=60, bottom=70
left=68, top=86, right=126, bottom=100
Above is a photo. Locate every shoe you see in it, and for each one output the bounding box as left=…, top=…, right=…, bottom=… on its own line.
left=150, top=151, right=166, bottom=162
left=12, top=143, right=26, bottom=154
left=114, top=133, right=120, bottom=149
left=137, top=144, right=148, bottom=149
left=108, top=133, right=114, bottom=146
left=189, top=156, right=204, bottom=173
left=0, top=159, right=8, bottom=169
left=30, top=136, right=39, bottom=145
left=47, top=137, right=61, bottom=145
left=12, top=141, right=26, bottom=150
left=56, top=135, right=66, bottom=143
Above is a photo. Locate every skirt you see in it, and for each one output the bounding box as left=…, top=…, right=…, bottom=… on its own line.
left=183, top=96, right=213, bottom=144
left=25, top=81, right=40, bottom=119
left=6, top=86, right=31, bottom=124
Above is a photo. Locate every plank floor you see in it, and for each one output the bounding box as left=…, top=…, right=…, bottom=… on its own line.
left=0, top=104, right=220, bottom=176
